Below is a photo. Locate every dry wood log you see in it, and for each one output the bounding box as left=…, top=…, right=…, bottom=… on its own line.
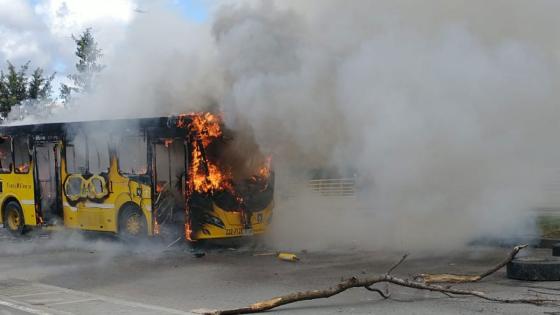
left=415, top=244, right=528, bottom=284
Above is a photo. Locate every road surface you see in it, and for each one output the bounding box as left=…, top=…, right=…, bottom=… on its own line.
left=0, top=230, right=558, bottom=314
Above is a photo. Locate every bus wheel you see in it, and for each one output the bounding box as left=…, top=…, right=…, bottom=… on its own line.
left=118, top=204, right=146, bottom=240
left=3, top=201, right=25, bottom=236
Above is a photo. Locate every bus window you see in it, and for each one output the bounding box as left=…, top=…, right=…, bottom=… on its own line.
left=155, top=140, right=186, bottom=193
left=117, top=136, right=147, bottom=175
left=66, top=133, right=87, bottom=174
left=0, top=136, right=12, bottom=173
left=155, top=144, right=170, bottom=188
left=14, top=136, right=30, bottom=173
left=88, top=137, right=110, bottom=174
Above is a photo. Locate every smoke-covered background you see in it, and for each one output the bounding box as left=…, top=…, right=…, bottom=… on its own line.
left=5, top=0, right=560, bottom=251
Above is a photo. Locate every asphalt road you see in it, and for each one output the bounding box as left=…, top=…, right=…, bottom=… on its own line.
left=0, top=230, right=559, bottom=314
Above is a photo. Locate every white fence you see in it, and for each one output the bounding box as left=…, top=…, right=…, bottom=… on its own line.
left=308, top=178, right=356, bottom=197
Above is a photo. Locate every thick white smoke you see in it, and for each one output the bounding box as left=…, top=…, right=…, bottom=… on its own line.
left=12, top=1, right=560, bottom=251
left=209, top=1, right=560, bottom=251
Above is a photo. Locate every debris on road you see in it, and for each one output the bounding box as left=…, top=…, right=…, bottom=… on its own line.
left=416, top=244, right=527, bottom=284
left=166, top=237, right=182, bottom=248
left=202, top=245, right=559, bottom=315
left=277, top=252, right=299, bottom=262
left=507, top=256, right=560, bottom=281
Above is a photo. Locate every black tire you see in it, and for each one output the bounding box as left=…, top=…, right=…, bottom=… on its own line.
left=507, top=256, right=560, bottom=281
left=552, top=243, right=560, bottom=257
left=3, top=201, right=25, bottom=236
left=118, top=204, right=147, bottom=241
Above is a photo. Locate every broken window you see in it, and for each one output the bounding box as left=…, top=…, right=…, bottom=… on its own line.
left=13, top=136, right=30, bottom=174
left=66, top=133, right=87, bottom=174
left=117, top=136, right=147, bottom=175
left=0, top=136, right=12, bottom=173
left=88, top=136, right=110, bottom=174
left=154, top=139, right=186, bottom=226
left=155, top=139, right=186, bottom=193
left=36, top=143, right=60, bottom=219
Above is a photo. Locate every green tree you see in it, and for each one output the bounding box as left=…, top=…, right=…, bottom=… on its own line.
left=28, top=68, right=55, bottom=100
left=59, top=84, right=72, bottom=103
left=7, top=61, right=29, bottom=101
left=0, top=72, right=8, bottom=117
left=0, top=61, right=55, bottom=119
left=0, top=61, right=29, bottom=118
left=60, top=28, right=104, bottom=101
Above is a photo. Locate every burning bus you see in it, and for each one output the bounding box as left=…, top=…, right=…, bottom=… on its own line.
left=0, top=113, right=274, bottom=241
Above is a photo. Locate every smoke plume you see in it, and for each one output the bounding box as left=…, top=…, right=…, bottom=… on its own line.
left=15, top=1, right=560, bottom=251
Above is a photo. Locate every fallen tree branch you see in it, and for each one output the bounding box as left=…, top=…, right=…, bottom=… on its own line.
left=415, top=244, right=528, bottom=284
left=203, top=273, right=555, bottom=315
left=200, top=245, right=556, bottom=315
left=361, top=253, right=407, bottom=299
left=387, top=253, right=408, bottom=275
left=364, top=285, right=390, bottom=299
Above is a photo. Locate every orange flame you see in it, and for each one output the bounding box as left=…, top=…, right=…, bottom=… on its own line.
left=258, top=156, right=272, bottom=177
left=17, top=163, right=29, bottom=173
left=176, top=114, right=189, bottom=128
left=153, top=220, right=160, bottom=236
left=187, top=112, right=234, bottom=194
left=177, top=112, right=272, bottom=240
left=156, top=181, right=165, bottom=193
left=185, top=222, right=193, bottom=241
left=176, top=112, right=272, bottom=195
left=163, top=138, right=173, bottom=148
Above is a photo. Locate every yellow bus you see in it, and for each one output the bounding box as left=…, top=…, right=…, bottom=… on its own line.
left=0, top=114, right=274, bottom=241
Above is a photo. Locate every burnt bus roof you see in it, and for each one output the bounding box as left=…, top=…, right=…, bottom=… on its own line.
left=0, top=116, right=191, bottom=137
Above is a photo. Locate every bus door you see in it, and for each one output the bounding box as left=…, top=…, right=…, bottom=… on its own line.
left=153, top=139, right=186, bottom=230
left=34, top=141, right=62, bottom=223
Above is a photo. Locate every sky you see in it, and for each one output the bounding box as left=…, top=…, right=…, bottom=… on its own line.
left=0, top=0, right=209, bottom=88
